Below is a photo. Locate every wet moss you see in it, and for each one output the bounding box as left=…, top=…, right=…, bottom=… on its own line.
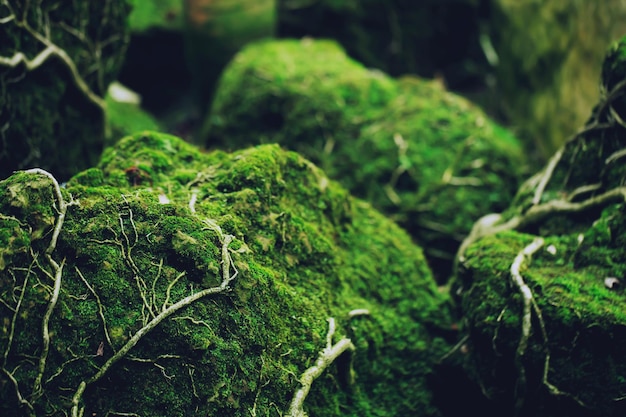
left=203, top=38, right=525, bottom=279
left=0, top=131, right=453, bottom=416
left=203, top=38, right=398, bottom=170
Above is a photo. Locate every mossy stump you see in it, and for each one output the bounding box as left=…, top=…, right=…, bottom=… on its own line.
left=454, top=36, right=626, bottom=417
left=0, top=131, right=454, bottom=416
left=203, top=38, right=525, bottom=280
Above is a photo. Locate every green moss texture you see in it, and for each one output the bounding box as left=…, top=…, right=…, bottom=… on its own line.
left=0, top=131, right=454, bottom=417
left=454, top=36, right=626, bottom=416
left=0, top=0, right=131, bottom=181
left=203, top=38, right=525, bottom=279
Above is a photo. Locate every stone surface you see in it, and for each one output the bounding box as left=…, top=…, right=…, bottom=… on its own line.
left=203, top=38, right=525, bottom=279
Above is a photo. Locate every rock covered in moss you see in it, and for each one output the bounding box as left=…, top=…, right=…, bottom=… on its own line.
left=0, top=0, right=130, bottom=181
left=454, top=36, right=626, bottom=416
left=203, top=38, right=525, bottom=278
left=0, top=131, right=454, bottom=416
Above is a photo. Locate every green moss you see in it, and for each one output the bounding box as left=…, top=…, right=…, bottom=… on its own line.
left=458, top=227, right=626, bottom=416
left=204, top=38, right=398, bottom=168
left=0, top=132, right=453, bottom=416
left=204, top=38, right=525, bottom=279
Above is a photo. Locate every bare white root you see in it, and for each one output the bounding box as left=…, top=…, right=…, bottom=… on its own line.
left=70, top=216, right=238, bottom=417
left=0, top=0, right=119, bottom=111
left=509, top=238, right=544, bottom=414
left=286, top=318, right=355, bottom=417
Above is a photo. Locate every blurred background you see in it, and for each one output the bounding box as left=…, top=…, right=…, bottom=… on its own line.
left=118, top=0, right=626, bottom=163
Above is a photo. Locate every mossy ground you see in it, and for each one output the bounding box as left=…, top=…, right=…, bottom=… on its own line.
left=203, top=38, right=525, bottom=280
left=0, top=132, right=454, bottom=416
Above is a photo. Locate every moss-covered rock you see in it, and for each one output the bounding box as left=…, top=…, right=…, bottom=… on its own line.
left=203, top=38, right=525, bottom=279
left=0, top=131, right=454, bottom=416
left=454, top=36, right=626, bottom=416
left=0, top=0, right=131, bottom=181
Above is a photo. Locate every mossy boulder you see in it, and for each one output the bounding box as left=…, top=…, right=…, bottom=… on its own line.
left=0, top=0, right=130, bottom=181
left=454, top=36, right=626, bottom=416
left=487, top=0, right=626, bottom=157
left=0, top=131, right=454, bottom=416
left=203, top=38, right=525, bottom=279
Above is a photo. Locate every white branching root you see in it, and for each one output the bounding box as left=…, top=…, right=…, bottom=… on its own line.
left=0, top=0, right=115, bottom=111
left=509, top=238, right=587, bottom=413
left=0, top=168, right=242, bottom=416
left=509, top=238, right=544, bottom=414
left=286, top=318, right=355, bottom=417
left=1, top=263, right=36, bottom=415
left=70, top=214, right=239, bottom=417
left=457, top=74, right=626, bottom=264
left=23, top=169, right=78, bottom=402
left=0, top=169, right=78, bottom=414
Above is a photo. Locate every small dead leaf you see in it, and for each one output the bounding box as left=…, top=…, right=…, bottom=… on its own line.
left=96, top=341, right=104, bottom=356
